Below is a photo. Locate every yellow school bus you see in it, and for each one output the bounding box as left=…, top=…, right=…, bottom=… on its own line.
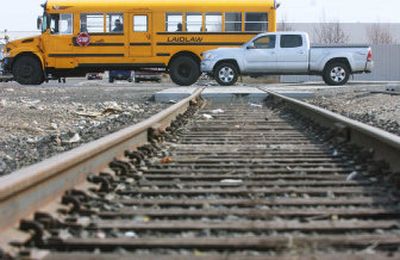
left=2, top=0, right=278, bottom=85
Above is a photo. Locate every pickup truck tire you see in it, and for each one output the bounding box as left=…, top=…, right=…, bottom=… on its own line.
left=323, top=62, right=350, bottom=86
left=169, top=56, right=200, bottom=86
left=109, top=77, right=114, bottom=83
left=214, top=62, right=239, bottom=86
left=12, top=55, right=44, bottom=85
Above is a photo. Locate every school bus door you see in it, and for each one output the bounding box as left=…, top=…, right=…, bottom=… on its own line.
left=42, top=13, right=75, bottom=68
left=129, top=13, right=152, bottom=57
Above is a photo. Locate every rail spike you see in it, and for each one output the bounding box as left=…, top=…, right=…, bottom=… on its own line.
left=19, top=220, right=45, bottom=246
left=87, top=174, right=113, bottom=193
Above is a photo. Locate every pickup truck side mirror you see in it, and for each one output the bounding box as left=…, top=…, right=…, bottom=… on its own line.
left=246, top=43, right=255, bottom=50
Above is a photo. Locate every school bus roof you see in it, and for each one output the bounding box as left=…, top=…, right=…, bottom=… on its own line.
left=46, top=0, right=277, bottom=12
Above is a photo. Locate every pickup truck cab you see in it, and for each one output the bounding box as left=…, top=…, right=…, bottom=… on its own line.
left=201, top=32, right=373, bottom=86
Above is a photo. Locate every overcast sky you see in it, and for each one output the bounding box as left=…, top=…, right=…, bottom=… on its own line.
left=1, top=0, right=400, bottom=31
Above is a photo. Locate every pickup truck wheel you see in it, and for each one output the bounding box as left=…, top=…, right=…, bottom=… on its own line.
left=169, top=56, right=200, bottom=86
left=214, top=63, right=239, bottom=86
left=12, top=56, right=44, bottom=85
left=323, top=62, right=350, bottom=86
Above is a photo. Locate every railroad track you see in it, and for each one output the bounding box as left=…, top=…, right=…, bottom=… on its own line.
left=1, top=87, right=400, bottom=259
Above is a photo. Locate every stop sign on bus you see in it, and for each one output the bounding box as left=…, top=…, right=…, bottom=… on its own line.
left=76, top=32, right=90, bottom=47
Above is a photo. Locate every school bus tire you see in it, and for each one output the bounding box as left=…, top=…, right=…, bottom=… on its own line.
left=169, top=55, right=201, bottom=86
left=12, top=54, right=44, bottom=85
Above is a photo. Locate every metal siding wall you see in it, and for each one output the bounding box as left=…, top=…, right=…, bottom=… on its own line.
left=281, top=44, right=400, bottom=82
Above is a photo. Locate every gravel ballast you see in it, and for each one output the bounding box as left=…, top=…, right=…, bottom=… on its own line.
left=308, top=91, right=400, bottom=136
left=0, top=80, right=171, bottom=175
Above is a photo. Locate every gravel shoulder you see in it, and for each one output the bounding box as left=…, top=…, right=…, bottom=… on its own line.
left=308, top=90, right=400, bottom=136
left=0, top=80, right=172, bottom=175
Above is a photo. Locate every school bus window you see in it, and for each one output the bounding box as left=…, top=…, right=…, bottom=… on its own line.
left=225, top=13, right=241, bottom=32
left=186, top=13, right=202, bottom=32
left=106, top=13, right=124, bottom=33
left=60, top=14, right=73, bottom=34
left=49, top=14, right=72, bottom=34
left=80, top=14, right=104, bottom=33
left=49, top=14, right=59, bottom=34
left=133, top=15, right=147, bottom=32
left=245, top=12, right=268, bottom=32
left=205, top=13, right=222, bottom=32
left=166, top=13, right=183, bottom=32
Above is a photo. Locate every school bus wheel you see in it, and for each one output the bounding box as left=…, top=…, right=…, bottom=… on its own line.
left=168, top=55, right=201, bottom=86
left=12, top=54, right=44, bottom=85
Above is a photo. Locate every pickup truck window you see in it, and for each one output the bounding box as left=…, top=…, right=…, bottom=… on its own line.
left=280, top=35, right=303, bottom=48
left=253, top=35, right=276, bottom=49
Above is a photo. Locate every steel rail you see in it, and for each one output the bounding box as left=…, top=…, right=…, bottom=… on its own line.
left=0, top=87, right=204, bottom=232
left=261, top=89, right=400, bottom=172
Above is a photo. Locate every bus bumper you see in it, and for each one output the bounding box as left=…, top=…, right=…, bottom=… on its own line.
left=1, top=57, right=13, bottom=74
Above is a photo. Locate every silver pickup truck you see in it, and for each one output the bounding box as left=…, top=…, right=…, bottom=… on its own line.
left=201, top=32, right=373, bottom=86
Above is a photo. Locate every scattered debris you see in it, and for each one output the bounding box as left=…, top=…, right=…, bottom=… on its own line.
left=211, top=109, right=224, bottom=114
left=74, top=111, right=103, bottom=118
left=50, top=123, right=58, bottom=130
left=160, top=156, right=173, bottom=164
left=202, top=114, right=213, bottom=120
left=220, top=179, right=243, bottom=184
left=0, top=159, right=7, bottom=173
left=64, top=133, right=81, bottom=144
left=346, top=171, right=358, bottom=181
left=95, top=231, right=106, bottom=239
left=101, top=107, right=123, bottom=116
left=124, top=231, right=138, bottom=238
left=249, top=103, right=262, bottom=108
left=21, top=99, right=41, bottom=105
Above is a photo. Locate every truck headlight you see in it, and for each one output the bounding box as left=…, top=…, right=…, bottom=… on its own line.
left=204, top=53, right=216, bottom=60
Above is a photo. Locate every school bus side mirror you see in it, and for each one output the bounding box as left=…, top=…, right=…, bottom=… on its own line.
left=37, top=16, right=42, bottom=30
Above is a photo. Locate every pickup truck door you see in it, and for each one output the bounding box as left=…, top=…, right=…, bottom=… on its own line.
left=243, top=35, right=277, bottom=73
left=276, top=34, right=308, bottom=73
